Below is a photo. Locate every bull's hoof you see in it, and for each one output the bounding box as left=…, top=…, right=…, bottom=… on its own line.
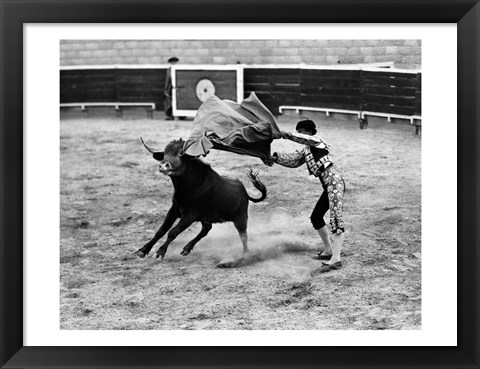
left=216, top=258, right=242, bottom=268
left=180, top=249, right=191, bottom=256
left=216, top=261, right=235, bottom=268
left=134, top=250, right=146, bottom=258
left=152, top=252, right=165, bottom=261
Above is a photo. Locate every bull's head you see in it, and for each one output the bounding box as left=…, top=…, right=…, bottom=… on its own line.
left=141, top=137, right=187, bottom=176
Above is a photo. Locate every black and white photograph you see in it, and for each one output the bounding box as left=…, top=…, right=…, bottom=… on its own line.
left=59, top=38, right=423, bottom=331
left=3, top=0, right=479, bottom=364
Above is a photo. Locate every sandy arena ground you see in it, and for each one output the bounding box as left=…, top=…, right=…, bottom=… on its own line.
left=60, top=110, right=421, bottom=330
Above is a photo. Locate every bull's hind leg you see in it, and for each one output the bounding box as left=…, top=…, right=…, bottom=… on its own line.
left=180, top=222, right=212, bottom=256
left=217, top=219, right=249, bottom=268
left=234, top=218, right=249, bottom=254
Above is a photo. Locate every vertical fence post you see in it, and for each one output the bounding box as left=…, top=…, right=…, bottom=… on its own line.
left=358, top=69, right=368, bottom=129
left=414, top=72, right=422, bottom=136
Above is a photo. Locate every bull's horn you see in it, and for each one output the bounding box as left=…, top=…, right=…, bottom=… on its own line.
left=140, top=137, right=160, bottom=154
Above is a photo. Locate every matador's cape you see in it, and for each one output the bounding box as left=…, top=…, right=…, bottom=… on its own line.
left=183, top=92, right=282, bottom=160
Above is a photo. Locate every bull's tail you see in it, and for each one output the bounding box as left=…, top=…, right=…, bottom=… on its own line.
left=246, top=169, right=267, bottom=203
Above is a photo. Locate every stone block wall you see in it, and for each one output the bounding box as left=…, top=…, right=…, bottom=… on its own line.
left=60, top=40, right=421, bottom=69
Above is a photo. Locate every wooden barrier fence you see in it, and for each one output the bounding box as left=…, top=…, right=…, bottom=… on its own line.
left=60, top=64, right=421, bottom=132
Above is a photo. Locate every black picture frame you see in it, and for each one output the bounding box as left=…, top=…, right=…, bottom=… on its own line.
left=1, top=1, right=478, bottom=368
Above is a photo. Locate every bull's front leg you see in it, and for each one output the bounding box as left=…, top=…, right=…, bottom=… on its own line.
left=153, top=216, right=194, bottom=260
left=135, top=205, right=179, bottom=258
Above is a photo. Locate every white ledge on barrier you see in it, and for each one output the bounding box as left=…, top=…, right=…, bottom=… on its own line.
left=60, top=102, right=156, bottom=111
left=279, top=105, right=422, bottom=125
left=361, top=111, right=422, bottom=125
left=279, top=105, right=362, bottom=118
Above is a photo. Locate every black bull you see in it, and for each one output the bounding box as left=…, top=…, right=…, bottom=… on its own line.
left=135, top=138, right=267, bottom=267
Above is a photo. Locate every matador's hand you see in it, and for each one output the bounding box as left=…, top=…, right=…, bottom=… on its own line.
left=262, top=156, right=274, bottom=167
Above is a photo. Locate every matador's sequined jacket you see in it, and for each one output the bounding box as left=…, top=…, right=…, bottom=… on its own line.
left=273, top=132, right=346, bottom=233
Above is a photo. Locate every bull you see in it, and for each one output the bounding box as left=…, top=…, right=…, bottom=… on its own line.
left=135, top=138, right=267, bottom=267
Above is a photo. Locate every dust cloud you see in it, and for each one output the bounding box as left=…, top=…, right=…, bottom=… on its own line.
left=183, top=211, right=319, bottom=280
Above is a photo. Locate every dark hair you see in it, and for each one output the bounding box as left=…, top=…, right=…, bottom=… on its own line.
left=296, top=119, right=317, bottom=135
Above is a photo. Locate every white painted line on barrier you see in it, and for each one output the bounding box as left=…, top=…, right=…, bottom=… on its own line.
left=279, top=105, right=422, bottom=125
